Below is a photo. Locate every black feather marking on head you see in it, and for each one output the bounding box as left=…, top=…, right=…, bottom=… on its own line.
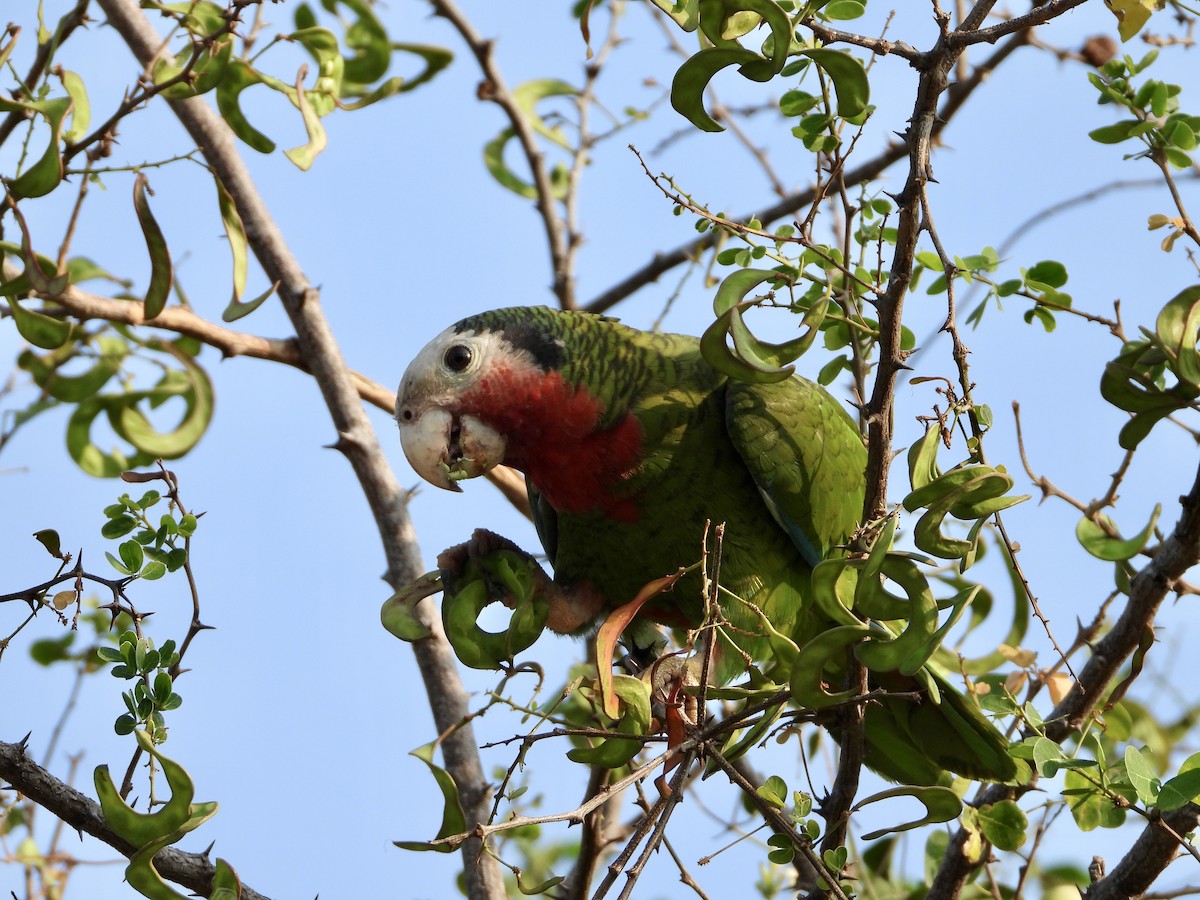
left=453, top=307, right=567, bottom=371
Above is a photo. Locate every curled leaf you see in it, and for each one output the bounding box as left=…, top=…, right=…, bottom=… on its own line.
left=857, top=785, right=962, bottom=840
left=1154, top=284, right=1200, bottom=386
left=791, top=624, right=871, bottom=708
left=440, top=551, right=547, bottom=670
left=216, top=60, right=277, bottom=154
left=110, top=348, right=214, bottom=458
left=0, top=96, right=71, bottom=198
left=380, top=571, right=439, bottom=641
left=566, top=675, right=651, bottom=767
left=800, top=48, right=870, bottom=119
left=94, top=730, right=195, bottom=846
left=394, top=742, right=467, bottom=852
left=284, top=66, right=329, bottom=170
left=671, top=47, right=761, bottom=132
left=1075, top=504, right=1161, bottom=561
left=595, top=573, right=681, bottom=718
left=133, top=174, right=173, bottom=319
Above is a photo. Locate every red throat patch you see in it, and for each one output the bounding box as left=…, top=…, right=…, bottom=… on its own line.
left=461, top=363, right=643, bottom=522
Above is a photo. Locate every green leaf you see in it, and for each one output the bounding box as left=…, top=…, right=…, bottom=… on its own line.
left=119, top=540, right=144, bottom=573
left=1089, top=120, right=1141, bottom=144
left=766, top=832, right=795, bottom=864
left=109, top=348, right=215, bottom=459
left=670, top=46, right=762, bottom=132
left=1124, top=746, right=1161, bottom=805
left=153, top=672, right=173, bottom=704
left=67, top=397, right=152, bottom=477
left=822, top=0, right=865, bottom=19
left=30, top=634, right=75, bottom=666
left=290, top=26, right=345, bottom=117
left=1075, top=504, right=1161, bottom=561
left=19, top=337, right=127, bottom=402
left=976, top=799, right=1028, bottom=851
left=59, top=70, right=91, bottom=143
left=215, top=60, right=277, bottom=154
left=101, top=516, right=138, bottom=539
left=1155, top=284, right=1200, bottom=386
left=858, top=786, right=963, bottom=841
left=1025, top=260, right=1068, bottom=289
left=133, top=174, right=174, bottom=319
left=393, top=742, right=468, bottom=852
left=155, top=34, right=233, bottom=100
left=32, top=529, right=62, bottom=557
left=1157, top=767, right=1200, bottom=811
left=566, top=675, right=652, bottom=767
left=651, top=0, right=700, bottom=29
left=0, top=96, right=71, bottom=199
left=1065, top=767, right=1126, bottom=831
left=757, top=775, right=789, bottom=808
left=439, top=553, right=547, bottom=669
left=800, top=48, right=869, bottom=119
left=512, top=78, right=579, bottom=150
left=779, top=90, right=818, bottom=117
left=483, top=127, right=568, bottom=201
left=93, top=730, right=197, bottom=846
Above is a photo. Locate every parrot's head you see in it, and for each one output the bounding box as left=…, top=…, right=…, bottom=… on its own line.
left=397, top=308, right=644, bottom=516
left=395, top=309, right=579, bottom=492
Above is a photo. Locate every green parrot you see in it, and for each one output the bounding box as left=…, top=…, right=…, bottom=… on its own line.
left=396, top=306, right=1017, bottom=785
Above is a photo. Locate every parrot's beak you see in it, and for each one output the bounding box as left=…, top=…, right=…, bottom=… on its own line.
left=399, top=408, right=506, bottom=492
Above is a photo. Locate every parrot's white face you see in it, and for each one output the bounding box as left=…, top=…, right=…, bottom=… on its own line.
left=395, top=327, right=519, bottom=491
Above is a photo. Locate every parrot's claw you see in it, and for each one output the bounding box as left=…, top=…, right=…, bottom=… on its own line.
left=437, top=528, right=533, bottom=607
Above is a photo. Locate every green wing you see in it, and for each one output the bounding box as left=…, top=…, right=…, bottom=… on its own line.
left=526, top=476, right=558, bottom=567
left=724, top=376, right=866, bottom=566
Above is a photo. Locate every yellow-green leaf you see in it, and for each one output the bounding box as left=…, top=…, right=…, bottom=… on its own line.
left=283, top=68, right=329, bottom=170
left=1105, top=0, right=1164, bottom=41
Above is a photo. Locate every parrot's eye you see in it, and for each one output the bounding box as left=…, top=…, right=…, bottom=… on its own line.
left=443, top=343, right=473, bottom=373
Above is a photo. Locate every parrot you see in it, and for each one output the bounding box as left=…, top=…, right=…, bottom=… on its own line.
left=395, top=305, right=1018, bottom=785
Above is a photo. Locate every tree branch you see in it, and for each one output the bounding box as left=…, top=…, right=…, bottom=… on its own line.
left=91, top=1, right=506, bottom=896
left=861, top=33, right=956, bottom=522
left=0, top=738, right=270, bottom=900
left=950, top=0, right=1093, bottom=47
left=1085, top=804, right=1200, bottom=900
left=929, top=457, right=1200, bottom=898
left=426, top=0, right=575, bottom=308
left=584, top=20, right=1039, bottom=315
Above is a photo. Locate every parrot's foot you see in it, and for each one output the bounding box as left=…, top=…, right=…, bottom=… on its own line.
left=644, top=653, right=702, bottom=798
left=437, top=528, right=606, bottom=634
left=437, top=528, right=532, bottom=605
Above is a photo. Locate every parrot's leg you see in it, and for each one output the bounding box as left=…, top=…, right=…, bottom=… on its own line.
left=437, top=528, right=607, bottom=633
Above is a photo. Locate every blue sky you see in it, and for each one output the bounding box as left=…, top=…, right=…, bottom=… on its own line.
left=2, top=1, right=1198, bottom=897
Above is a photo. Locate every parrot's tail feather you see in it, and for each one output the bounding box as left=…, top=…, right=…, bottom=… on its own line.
left=854, top=672, right=1024, bottom=786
